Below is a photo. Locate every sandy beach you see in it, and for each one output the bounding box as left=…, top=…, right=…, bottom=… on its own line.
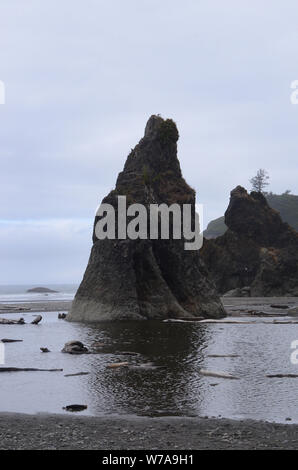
left=0, top=301, right=72, bottom=314
left=1, top=297, right=298, bottom=316
left=0, top=412, right=298, bottom=450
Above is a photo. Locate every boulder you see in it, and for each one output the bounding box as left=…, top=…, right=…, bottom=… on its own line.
left=31, top=315, right=42, bottom=325
left=68, top=115, right=225, bottom=322
left=61, top=341, right=89, bottom=354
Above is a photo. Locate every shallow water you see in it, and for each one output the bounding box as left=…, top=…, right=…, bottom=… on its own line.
left=1, top=311, right=298, bottom=423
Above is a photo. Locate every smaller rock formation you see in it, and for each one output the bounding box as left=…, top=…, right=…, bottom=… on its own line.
left=201, top=186, right=298, bottom=296
left=27, top=287, right=58, bottom=293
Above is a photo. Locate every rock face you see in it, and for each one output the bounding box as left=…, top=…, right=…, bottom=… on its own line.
left=201, top=186, right=298, bottom=296
left=68, top=115, right=225, bottom=321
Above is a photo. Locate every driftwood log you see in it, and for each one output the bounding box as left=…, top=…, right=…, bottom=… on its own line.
left=0, top=318, right=25, bottom=325
left=0, top=367, right=63, bottom=373
left=199, top=368, right=239, bottom=379
left=267, top=374, right=298, bottom=378
left=64, top=372, right=90, bottom=377
left=0, top=339, right=23, bottom=343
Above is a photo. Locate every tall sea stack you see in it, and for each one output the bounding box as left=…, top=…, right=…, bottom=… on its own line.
left=68, top=115, right=225, bottom=321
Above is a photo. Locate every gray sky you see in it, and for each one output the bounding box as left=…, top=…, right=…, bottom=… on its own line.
left=1, top=0, right=298, bottom=284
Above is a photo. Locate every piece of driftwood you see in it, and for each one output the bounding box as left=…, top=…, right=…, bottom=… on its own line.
left=270, top=304, right=289, bottom=309
left=0, top=305, right=30, bottom=312
left=0, top=339, right=23, bottom=343
left=0, top=367, right=63, bottom=372
left=0, top=318, right=25, bottom=325
left=266, top=374, right=298, bottom=378
left=199, top=319, right=254, bottom=324
left=106, top=362, right=129, bottom=369
left=64, top=372, right=90, bottom=377
left=129, top=363, right=162, bottom=371
left=199, top=368, right=239, bottom=379
left=207, top=354, right=239, bottom=358
left=31, top=315, right=42, bottom=325
left=164, top=317, right=205, bottom=322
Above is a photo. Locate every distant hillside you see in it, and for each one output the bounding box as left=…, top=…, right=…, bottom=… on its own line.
left=204, top=193, right=298, bottom=239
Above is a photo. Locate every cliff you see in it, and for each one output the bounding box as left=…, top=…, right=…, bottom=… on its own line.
left=201, top=186, right=298, bottom=296
left=204, top=192, right=298, bottom=239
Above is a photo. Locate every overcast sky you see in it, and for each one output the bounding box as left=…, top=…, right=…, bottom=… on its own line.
left=1, top=0, right=298, bottom=284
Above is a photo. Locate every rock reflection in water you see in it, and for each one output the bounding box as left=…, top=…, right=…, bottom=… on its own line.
left=85, top=321, right=208, bottom=416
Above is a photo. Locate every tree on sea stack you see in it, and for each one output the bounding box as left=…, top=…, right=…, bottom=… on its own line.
left=250, top=169, right=270, bottom=194
left=68, top=115, right=225, bottom=322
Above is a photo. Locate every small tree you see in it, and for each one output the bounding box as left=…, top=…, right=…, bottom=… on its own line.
left=250, top=169, right=269, bottom=193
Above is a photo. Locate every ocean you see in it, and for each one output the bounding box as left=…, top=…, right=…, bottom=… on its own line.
left=0, top=284, right=78, bottom=304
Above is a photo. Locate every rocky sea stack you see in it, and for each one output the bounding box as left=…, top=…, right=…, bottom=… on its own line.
left=68, top=115, right=225, bottom=321
left=201, top=186, right=298, bottom=296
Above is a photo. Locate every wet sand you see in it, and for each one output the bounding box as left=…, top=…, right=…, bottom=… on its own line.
left=0, top=301, right=72, bottom=314
left=0, top=412, right=298, bottom=450
left=1, top=297, right=298, bottom=316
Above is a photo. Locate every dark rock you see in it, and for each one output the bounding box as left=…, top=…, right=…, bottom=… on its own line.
left=61, top=341, right=89, bottom=354
left=40, top=347, right=50, bottom=353
left=58, top=313, right=67, bottom=319
left=68, top=115, right=225, bottom=322
left=31, top=315, right=42, bottom=325
left=63, top=404, right=88, bottom=412
left=202, top=186, right=298, bottom=296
